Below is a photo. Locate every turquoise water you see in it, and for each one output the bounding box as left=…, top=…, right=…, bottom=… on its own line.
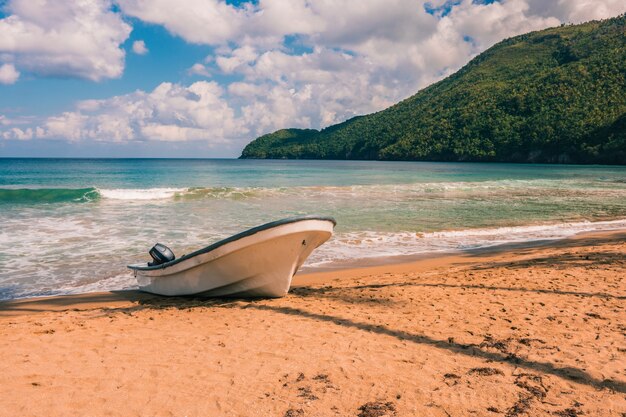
left=1, top=158, right=625, bottom=300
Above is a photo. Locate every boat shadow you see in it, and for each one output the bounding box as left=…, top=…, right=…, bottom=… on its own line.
left=0, top=282, right=401, bottom=316
left=0, top=290, right=241, bottom=316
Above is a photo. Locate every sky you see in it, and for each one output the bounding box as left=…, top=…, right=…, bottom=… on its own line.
left=0, top=0, right=624, bottom=158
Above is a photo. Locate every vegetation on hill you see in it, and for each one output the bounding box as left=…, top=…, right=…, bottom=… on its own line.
left=240, top=16, right=626, bottom=164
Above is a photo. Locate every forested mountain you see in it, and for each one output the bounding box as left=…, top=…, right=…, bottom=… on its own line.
left=240, top=16, right=626, bottom=164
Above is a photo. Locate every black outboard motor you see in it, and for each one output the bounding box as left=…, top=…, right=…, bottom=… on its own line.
left=148, top=243, right=176, bottom=266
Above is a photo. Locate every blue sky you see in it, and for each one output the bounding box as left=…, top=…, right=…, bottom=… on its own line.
left=0, top=0, right=624, bottom=158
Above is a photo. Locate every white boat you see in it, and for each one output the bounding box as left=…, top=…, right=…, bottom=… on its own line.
left=128, top=216, right=336, bottom=297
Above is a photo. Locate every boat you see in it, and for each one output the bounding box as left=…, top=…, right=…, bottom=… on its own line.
left=128, top=216, right=336, bottom=297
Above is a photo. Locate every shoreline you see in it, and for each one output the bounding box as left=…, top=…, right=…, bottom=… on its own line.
left=2, top=228, right=624, bottom=314
left=1, top=229, right=624, bottom=416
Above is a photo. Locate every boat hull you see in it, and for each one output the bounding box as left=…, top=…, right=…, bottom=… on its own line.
left=129, top=218, right=334, bottom=297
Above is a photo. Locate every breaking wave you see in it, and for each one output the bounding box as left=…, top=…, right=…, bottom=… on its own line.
left=2, top=178, right=624, bottom=205
left=0, top=187, right=100, bottom=204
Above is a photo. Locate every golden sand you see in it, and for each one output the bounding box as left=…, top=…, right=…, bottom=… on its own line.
left=1, top=231, right=625, bottom=416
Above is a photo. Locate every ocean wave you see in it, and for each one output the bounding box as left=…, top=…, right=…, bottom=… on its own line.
left=125, top=179, right=626, bottom=201
left=1, top=178, right=624, bottom=205
left=0, top=187, right=100, bottom=204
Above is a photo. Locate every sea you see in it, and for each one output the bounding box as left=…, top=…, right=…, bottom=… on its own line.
left=1, top=158, right=625, bottom=301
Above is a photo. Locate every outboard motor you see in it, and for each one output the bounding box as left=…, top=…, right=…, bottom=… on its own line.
left=148, top=243, right=176, bottom=266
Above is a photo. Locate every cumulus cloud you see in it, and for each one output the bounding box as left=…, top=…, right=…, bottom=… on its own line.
left=525, top=0, right=626, bottom=23
left=441, top=0, right=560, bottom=51
left=0, top=0, right=131, bottom=81
left=0, top=63, right=20, bottom=84
left=132, top=40, right=148, bottom=55
left=215, top=45, right=258, bottom=73
left=2, top=127, right=34, bottom=140
left=1, top=81, right=246, bottom=144
left=0, top=115, right=38, bottom=140
left=226, top=47, right=399, bottom=129
left=187, top=63, right=212, bottom=77
left=118, top=0, right=249, bottom=44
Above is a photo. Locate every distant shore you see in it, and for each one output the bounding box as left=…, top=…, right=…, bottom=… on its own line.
left=1, top=230, right=625, bottom=416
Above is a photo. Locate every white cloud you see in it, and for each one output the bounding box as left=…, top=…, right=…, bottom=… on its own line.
left=215, top=45, right=258, bottom=73
left=0, top=114, right=35, bottom=126
left=226, top=48, right=399, bottom=129
left=0, top=63, right=20, bottom=84
left=1, top=127, right=33, bottom=140
left=525, top=0, right=626, bottom=23
left=187, top=63, right=211, bottom=77
left=0, top=0, right=131, bottom=81
left=13, top=127, right=33, bottom=140
left=243, top=0, right=324, bottom=41
left=118, top=0, right=249, bottom=44
left=43, top=112, right=89, bottom=142
left=440, top=0, right=561, bottom=52
left=2, top=81, right=247, bottom=144
left=132, top=40, right=148, bottom=55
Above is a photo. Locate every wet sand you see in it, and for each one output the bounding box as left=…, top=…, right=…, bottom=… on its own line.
left=1, top=231, right=625, bottom=416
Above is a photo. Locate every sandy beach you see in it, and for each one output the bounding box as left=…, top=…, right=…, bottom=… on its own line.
left=1, top=231, right=624, bottom=416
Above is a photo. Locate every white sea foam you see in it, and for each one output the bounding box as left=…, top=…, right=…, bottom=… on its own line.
left=420, top=219, right=626, bottom=249
left=306, top=219, right=626, bottom=268
left=98, top=187, right=188, bottom=200
left=62, top=272, right=137, bottom=295
left=92, top=178, right=625, bottom=202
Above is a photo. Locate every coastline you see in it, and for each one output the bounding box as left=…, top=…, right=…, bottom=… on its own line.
left=1, top=229, right=624, bottom=415
left=3, top=228, right=623, bottom=313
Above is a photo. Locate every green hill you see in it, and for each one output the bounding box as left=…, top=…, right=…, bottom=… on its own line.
left=240, top=16, right=626, bottom=164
